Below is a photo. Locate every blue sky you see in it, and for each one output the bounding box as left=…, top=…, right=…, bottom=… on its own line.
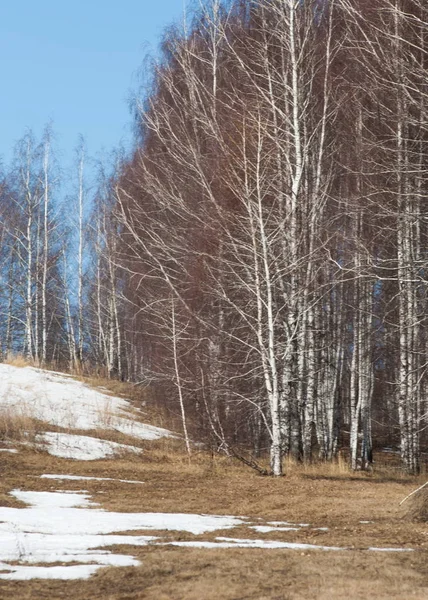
left=0, top=0, right=187, bottom=171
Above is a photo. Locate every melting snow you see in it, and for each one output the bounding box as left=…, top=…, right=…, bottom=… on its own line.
left=251, top=526, right=300, bottom=533
left=367, top=547, right=414, bottom=553
left=40, top=474, right=145, bottom=484
left=0, top=564, right=106, bottom=581
left=1, top=490, right=245, bottom=536
left=168, top=538, right=343, bottom=550
left=0, top=489, right=415, bottom=581
left=13, top=489, right=95, bottom=508
left=0, top=364, right=172, bottom=441
left=37, top=432, right=142, bottom=461
left=268, top=521, right=309, bottom=527
left=0, top=490, right=245, bottom=580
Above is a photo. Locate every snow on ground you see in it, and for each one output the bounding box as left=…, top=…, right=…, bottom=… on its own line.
left=0, top=489, right=415, bottom=581
left=367, top=547, right=414, bottom=552
left=2, top=490, right=245, bottom=536
left=40, top=474, right=145, bottom=484
left=36, top=432, right=142, bottom=461
left=0, top=564, right=106, bottom=581
left=0, top=364, right=172, bottom=441
left=13, top=489, right=96, bottom=508
left=268, top=521, right=309, bottom=527
left=168, top=538, right=344, bottom=550
left=251, top=525, right=300, bottom=533
left=0, top=365, right=416, bottom=580
left=0, top=489, right=244, bottom=580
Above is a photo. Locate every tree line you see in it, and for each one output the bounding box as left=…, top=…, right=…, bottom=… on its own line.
left=0, top=128, right=123, bottom=380
left=1, top=0, right=428, bottom=475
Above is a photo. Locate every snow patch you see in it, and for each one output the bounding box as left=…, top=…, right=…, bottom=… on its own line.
left=167, top=538, right=414, bottom=553
left=168, top=537, right=343, bottom=550
left=12, top=489, right=95, bottom=509
left=0, top=489, right=415, bottom=580
left=37, top=432, right=142, bottom=461
left=0, top=489, right=246, bottom=580
left=367, top=547, right=414, bottom=552
left=0, top=364, right=172, bottom=441
left=265, top=521, right=310, bottom=528
left=251, top=526, right=300, bottom=533
left=40, top=474, right=144, bottom=484
left=0, top=565, right=105, bottom=581
left=1, top=490, right=245, bottom=536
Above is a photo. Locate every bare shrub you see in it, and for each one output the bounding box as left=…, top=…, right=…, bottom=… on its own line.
left=401, top=483, right=428, bottom=522
left=3, top=353, right=33, bottom=368
left=0, top=406, right=40, bottom=443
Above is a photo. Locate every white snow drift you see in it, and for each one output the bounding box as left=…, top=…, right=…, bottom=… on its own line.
left=36, top=432, right=142, bottom=461
left=40, top=474, right=145, bottom=484
left=0, top=364, right=171, bottom=439
left=0, top=490, right=245, bottom=580
left=0, top=489, right=415, bottom=581
left=0, top=364, right=172, bottom=459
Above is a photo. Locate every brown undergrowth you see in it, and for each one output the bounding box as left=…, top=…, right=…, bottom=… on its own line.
left=1, top=447, right=428, bottom=599
left=0, top=407, right=44, bottom=444
left=1, top=366, right=428, bottom=598
left=402, top=483, right=428, bottom=522
left=0, top=361, right=191, bottom=455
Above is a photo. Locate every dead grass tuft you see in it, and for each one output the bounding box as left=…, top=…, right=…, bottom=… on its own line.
left=3, top=353, right=33, bottom=368
left=401, top=482, right=428, bottom=522
left=73, top=374, right=179, bottom=432
left=283, top=452, right=353, bottom=479
left=1, top=447, right=428, bottom=599
left=0, top=406, right=41, bottom=443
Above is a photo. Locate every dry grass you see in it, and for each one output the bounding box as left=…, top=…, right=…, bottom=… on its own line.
left=74, top=374, right=183, bottom=434
left=0, top=406, right=42, bottom=444
left=282, top=452, right=352, bottom=478
left=402, top=483, right=428, bottom=522
left=1, top=448, right=428, bottom=599
left=2, top=547, right=426, bottom=600
left=1, top=368, right=428, bottom=598
left=3, top=353, right=33, bottom=368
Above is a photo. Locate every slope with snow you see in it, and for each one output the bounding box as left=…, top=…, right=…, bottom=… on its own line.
left=0, top=365, right=415, bottom=582
left=36, top=432, right=142, bottom=460
left=0, top=364, right=172, bottom=459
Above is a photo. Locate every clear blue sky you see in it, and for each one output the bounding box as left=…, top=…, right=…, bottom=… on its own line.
left=0, top=0, right=187, bottom=170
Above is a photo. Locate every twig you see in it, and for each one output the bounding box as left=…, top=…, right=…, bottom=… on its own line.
left=399, top=481, right=428, bottom=506
left=230, top=449, right=273, bottom=476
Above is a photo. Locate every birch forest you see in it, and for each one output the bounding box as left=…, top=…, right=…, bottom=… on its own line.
left=1, top=0, right=428, bottom=475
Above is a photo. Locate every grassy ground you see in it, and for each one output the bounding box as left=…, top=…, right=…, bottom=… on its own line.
left=1, top=445, right=428, bottom=600
left=0, top=363, right=427, bottom=598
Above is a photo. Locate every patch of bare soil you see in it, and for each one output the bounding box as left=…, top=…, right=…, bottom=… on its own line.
left=1, top=449, right=428, bottom=599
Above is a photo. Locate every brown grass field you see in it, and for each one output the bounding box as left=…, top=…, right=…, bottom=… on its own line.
left=1, top=444, right=428, bottom=600
left=0, top=368, right=427, bottom=598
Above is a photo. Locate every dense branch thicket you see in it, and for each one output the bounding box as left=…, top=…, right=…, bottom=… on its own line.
left=113, top=0, right=428, bottom=475
left=2, top=0, right=428, bottom=475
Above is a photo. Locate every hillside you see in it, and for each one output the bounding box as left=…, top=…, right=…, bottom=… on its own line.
left=0, top=364, right=172, bottom=460
left=0, top=365, right=427, bottom=598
